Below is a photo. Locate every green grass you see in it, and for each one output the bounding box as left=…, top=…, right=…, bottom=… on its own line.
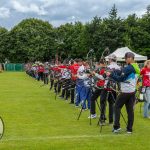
left=0, top=72, right=149, bottom=150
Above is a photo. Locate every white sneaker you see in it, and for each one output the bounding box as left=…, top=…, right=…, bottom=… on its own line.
left=126, top=131, right=132, bottom=134
left=112, top=128, right=121, bottom=133
left=75, top=105, right=79, bottom=108
left=88, top=114, right=97, bottom=119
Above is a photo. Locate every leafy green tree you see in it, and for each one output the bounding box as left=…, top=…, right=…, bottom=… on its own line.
left=103, top=4, right=125, bottom=52
left=0, top=4, right=150, bottom=62
left=0, top=27, right=9, bottom=62
left=7, top=18, right=55, bottom=62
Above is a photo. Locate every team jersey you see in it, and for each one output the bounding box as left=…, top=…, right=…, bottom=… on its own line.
left=38, top=66, right=44, bottom=73
left=77, top=65, right=87, bottom=80
left=141, top=67, right=150, bottom=87
left=70, top=63, right=79, bottom=80
left=96, top=68, right=105, bottom=87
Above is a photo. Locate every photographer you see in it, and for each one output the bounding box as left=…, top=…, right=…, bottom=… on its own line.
left=140, top=60, right=150, bottom=119
left=107, top=52, right=140, bottom=134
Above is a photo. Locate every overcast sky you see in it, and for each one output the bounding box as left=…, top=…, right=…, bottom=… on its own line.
left=0, top=0, right=149, bottom=29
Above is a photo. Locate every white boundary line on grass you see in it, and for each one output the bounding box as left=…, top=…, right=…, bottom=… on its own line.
left=2, top=134, right=130, bottom=142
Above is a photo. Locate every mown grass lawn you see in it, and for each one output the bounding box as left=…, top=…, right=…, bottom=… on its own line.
left=0, top=72, right=149, bottom=150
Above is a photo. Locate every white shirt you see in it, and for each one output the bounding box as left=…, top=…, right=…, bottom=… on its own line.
left=105, top=62, right=121, bottom=88
left=77, top=65, right=88, bottom=80
left=108, top=62, right=121, bottom=70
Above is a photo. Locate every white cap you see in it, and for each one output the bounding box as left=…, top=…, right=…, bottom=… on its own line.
left=108, top=54, right=117, bottom=61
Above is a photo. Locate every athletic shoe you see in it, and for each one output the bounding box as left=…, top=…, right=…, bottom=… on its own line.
left=81, top=108, right=88, bottom=111
left=126, top=131, right=132, bottom=134
left=112, top=128, right=121, bottom=133
left=88, top=114, right=97, bottom=119
left=75, top=105, right=79, bottom=108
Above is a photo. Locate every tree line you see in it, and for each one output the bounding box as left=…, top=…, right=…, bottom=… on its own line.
left=0, top=4, right=150, bottom=63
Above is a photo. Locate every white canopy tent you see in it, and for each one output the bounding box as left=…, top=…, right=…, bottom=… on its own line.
left=105, top=47, right=147, bottom=62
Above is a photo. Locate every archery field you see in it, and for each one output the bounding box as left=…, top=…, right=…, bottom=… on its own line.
left=0, top=72, right=149, bottom=150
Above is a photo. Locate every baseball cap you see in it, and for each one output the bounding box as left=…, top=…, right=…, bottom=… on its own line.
left=108, top=54, right=117, bottom=61
left=124, top=52, right=135, bottom=59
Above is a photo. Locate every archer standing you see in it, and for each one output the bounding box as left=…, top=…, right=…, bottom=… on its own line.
left=99, top=54, right=120, bottom=125
left=88, top=59, right=106, bottom=119
left=107, top=52, right=140, bottom=134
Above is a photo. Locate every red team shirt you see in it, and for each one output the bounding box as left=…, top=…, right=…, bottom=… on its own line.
left=38, top=66, right=44, bottom=73
left=52, top=66, right=60, bottom=72
left=69, top=63, right=79, bottom=80
left=141, top=67, right=150, bottom=87
left=96, top=68, right=105, bottom=87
